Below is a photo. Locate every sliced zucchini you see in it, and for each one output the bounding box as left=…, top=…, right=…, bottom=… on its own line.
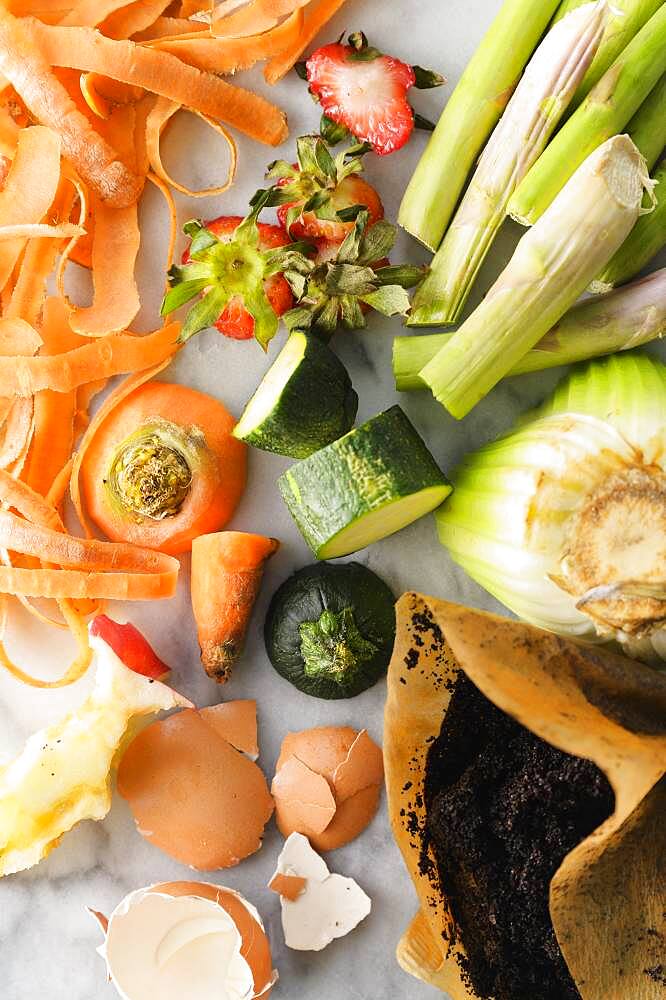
left=278, top=405, right=452, bottom=558
left=233, top=331, right=358, bottom=458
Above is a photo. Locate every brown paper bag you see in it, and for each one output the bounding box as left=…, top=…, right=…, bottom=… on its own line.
left=384, top=593, right=666, bottom=1000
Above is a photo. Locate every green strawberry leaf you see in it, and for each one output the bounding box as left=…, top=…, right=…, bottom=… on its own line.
left=179, top=286, right=231, bottom=343
left=340, top=294, right=367, bottom=329
left=161, top=278, right=210, bottom=316
left=413, top=111, right=437, bottom=132
left=358, top=220, right=397, bottom=264
left=320, top=114, right=350, bottom=146
left=243, top=284, right=280, bottom=351
left=336, top=211, right=368, bottom=263
left=375, top=263, right=428, bottom=288
left=412, top=65, right=446, bottom=89
left=360, top=284, right=412, bottom=316
left=325, top=263, right=377, bottom=296
left=294, top=60, right=308, bottom=81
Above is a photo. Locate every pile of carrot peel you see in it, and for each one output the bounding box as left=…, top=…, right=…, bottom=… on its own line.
left=0, top=0, right=350, bottom=688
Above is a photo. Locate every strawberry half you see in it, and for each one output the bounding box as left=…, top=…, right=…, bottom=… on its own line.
left=304, top=34, right=444, bottom=156
left=162, top=195, right=312, bottom=349
left=181, top=217, right=294, bottom=341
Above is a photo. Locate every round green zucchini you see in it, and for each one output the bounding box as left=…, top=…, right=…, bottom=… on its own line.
left=233, top=331, right=358, bottom=458
left=264, top=561, right=396, bottom=699
left=278, top=405, right=452, bottom=558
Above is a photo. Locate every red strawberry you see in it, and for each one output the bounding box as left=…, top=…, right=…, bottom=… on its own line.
left=307, top=42, right=416, bottom=156
left=276, top=173, right=384, bottom=243
left=182, top=216, right=294, bottom=341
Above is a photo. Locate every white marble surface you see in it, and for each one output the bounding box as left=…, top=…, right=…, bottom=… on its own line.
left=1, top=2, right=665, bottom=998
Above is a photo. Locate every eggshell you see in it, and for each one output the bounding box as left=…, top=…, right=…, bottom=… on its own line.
left=199, top=701, right=259, bottom=760
left=271, top=756, right=336, bottom=836
left=268, top=873, right=307, bottom=902
left=332, top=730, right=384, bottom=802
left=271, top=833, right=371, bottom=952
left=95, top=882, right=276, bottom=1000
left=117, top=708, right=274, bottom=869
left=155, top=882, right=275, bottom=997
left=273, top=727, right=383, bottom=851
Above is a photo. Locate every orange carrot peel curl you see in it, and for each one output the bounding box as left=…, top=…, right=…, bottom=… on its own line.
left=0, top=323, right=180, bottom=396
left=0, top=8, right=144, bottom=207
left=29, top=19, right=289, bottom=146
left=191, top=530, right=280, bottom=683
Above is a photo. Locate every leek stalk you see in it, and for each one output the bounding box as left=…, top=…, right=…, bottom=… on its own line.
left=592, top=160, right=666, bottom=291
left=435, top=353, right=666, bottom=665
left=419, top=136, right=650, bottom=419
left=394, top=268, right=666, bottom=390
left=508, top=4, right=666, bottom=225
left=552, top=0, right=664, bottom=106
left=408, top=2, right=608, bottom=327
left=627, top=73, right=666, bottom=168
left=397, top=0, right=561, bottom=251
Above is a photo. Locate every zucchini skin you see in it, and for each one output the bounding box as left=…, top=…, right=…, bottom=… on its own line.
left=236, top=333, right=358, bottom=459
left=278, top=405, right=451, bottom=557
left=264, top=561, right=396, bottom=699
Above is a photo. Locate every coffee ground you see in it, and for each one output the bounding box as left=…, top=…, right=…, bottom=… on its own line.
left=424, top=672, right=614, bottom=1000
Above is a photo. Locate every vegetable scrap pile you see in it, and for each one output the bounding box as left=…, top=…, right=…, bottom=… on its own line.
left=0, top=0, right=360, bottom=686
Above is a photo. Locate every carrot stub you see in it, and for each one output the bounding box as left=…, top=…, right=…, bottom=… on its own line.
left=191, top=530, right=279, bottom=683
left=78, top=381, right=247, bottom=555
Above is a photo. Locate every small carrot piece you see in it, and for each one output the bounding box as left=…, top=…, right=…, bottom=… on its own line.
left=191, top=530, right=279, bottom=683
left=0, top=9, right=144, bottom=207
left=29, top=20, right=289, bottom=146
left=264, top=0, right=349, bottom=84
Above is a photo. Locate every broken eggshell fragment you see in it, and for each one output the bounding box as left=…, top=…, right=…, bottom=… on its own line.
left=92, top=882, right=276, bottom=1000
left=269, top=833, right=371, bottom=951
left=272, top=726, right=384, bottom=850
left=117, top=701, right=273, bottom=869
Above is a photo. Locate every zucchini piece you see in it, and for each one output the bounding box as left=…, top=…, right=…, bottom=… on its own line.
left=278, top=406, right=451, bottom=558
left=233, top=331, right=358, bottom=458
left=265, top=561, right=396, bottom=699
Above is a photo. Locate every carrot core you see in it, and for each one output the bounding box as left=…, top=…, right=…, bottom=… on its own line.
left=108, top=424, right=193, bottom=520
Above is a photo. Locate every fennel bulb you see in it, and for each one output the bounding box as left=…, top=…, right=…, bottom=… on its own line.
left=436, top=353, right=666, bottom=665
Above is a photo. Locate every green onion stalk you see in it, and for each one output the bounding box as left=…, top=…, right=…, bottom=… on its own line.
left=397, top=0, right=561, bottom=251
left=508, top=3, right=666, bottom=225
left=594, top=160, right=666, bottom=291
left=394, top=267, right=666, bottom=390
left=408, top=1, right=608, bottom=327
left=552, top=0, right=664, bottom=107
left=436, top=353, right=666, bottom=666
left=419, top=135, right=650, bottom=419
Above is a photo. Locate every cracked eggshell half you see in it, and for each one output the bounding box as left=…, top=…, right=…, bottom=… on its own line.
left=271, top=833, right=371, bottom=952
left=117, top=704, right=274, bottom=869
left=273, top=727, right=384, bottom=851
left=95, top=882, right=276, bottom=1000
